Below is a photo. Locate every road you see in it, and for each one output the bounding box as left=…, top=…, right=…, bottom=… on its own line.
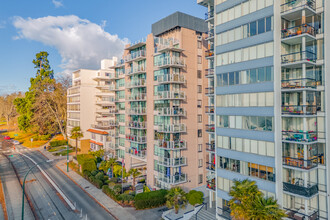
left=0, top=134, right=115, bottom=220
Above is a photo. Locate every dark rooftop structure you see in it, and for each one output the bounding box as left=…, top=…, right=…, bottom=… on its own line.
left=152, top=11, right=208, bottom=36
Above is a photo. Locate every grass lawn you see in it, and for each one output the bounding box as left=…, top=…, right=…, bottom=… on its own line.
left=48, top=146, right=67, bottom=152
left=3, top=130, right=48, bottom=148
left=53, top=149, right=74, bottom=156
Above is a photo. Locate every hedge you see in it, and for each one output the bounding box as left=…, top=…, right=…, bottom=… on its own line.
left=134, top=189, right=168, bottom=209
left=81, top=160, right=96, bottom=172
left=49, top=140, right=68, bottom=147
left=102, top=185, right=120, bottom=201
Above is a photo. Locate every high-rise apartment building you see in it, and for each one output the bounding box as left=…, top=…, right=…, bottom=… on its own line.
left=106, top=12, right=210, bottom=190
left=67, top=59, right=117, bottom=156
left=198, top=0, right=329, bottom=219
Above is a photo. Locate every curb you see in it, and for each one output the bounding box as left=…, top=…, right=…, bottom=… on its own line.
left=37, top=150, right=118, bottom=220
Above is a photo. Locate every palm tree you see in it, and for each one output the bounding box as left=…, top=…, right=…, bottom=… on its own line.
left=250, top=196, right=286, bottom=220
left=128, top=168, right=141, bottom=190
left=70, top=126, right=83, bottom=158
left=100, top=158, right=118, bottom=177
left=165, top=187, right=188, bottom=214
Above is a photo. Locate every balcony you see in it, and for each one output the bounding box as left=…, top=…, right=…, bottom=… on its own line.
left=93, top=74, right=111, bottom=81
left=205, top=10, right=214, bottom=21
left=282, top=105, right=317, bottom=115
left=281, top=51, right=316, bottom=68
left=158, top=157, right=187, bottom=167
left=205, top=87, right=214, bottom=96
left=127, top=107, right=146, bottom=115
left=126, top=134, right=147, bottom=144
left=281, top=0, right=316, bottom=21
left=205, top=49, right=214, bottom=59
left=126, top=38, right=146, bottom=50
left=205, top=68, right=214, bottom=78
left=128, top=148, right=146, bottom=159
left=114, top=96, right=125, bottom=102
left=281, top=24, right=316, bottom=45
left=127, top=121, right=146, bottom=129
left=282, top=156, right=318, bottom=170
left=95, top=109, right=112, bottom=114
left=155, top=57, right=185, bottom=69
left=283, top=181, right=318, bottom=198
left=157, top=42, right=183, bottom=53
left=205, top=124, right=215, bottom=133
left=205, top=106, right=214, bottom=114
left=155, top=91, right=185, bottom=100
left=127, top=93, right=146, bottom=102
left=125, top=50, right=146, bottom=63
left=91, top=124, right=115, bottom=130
left=95, top=98, right=115, bottom=106
left=127, top=79, right=146, bottom=88
left=206, top=29, right=214, bottom=41
left=126, top=67, right=146, bottom=76
left=157, top=124, right=186, bottom=133
left=156, top=107, right=186, bottom=117
left=206, top=178, right=216, bottom=191
left=156, top=74, right=185, bottom=84
left=115, top=59, right=125, bottom=67
left=282, top=131, right=317, bottom=143
left=95, top=91, right=113, bottom=97
left=281, top=78, right=317, bottom=90
left=206, top=162, right=215, bottom=172
left=95, top=116, right=115, bottom=122
left=206, top=142, right=215, bottom=152
left=156, top=140, right=186, bottom=150
left=157, top=173, right=187, bottom=185
left=284, top=208, right=318, bottom=220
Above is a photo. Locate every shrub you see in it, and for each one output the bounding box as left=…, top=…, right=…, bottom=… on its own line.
left=50, top=140, right=68, bottom=147
left=108, top=182, right=116, bottom=189
left=94, top=179, right=104, bottom=189
left=83, top=170, right=91, bottom=178
left=40, top=134, right=51, bottom=141
left=119, top=194, right=134, bottom=202
left=187, top=190, right=204, bottom=206
left=81, top=160, right=96, bottom=172
left=134, top=189, right=168, bottom=210
left=103, top=176, right=109, bottom=181
left=113, top=185, right=122, bottom=195
left=95, top=172, right=104, bottom=181
left=91, top=170, right=99, bottom=176
left=110, top=177, right=119, bottom=183
left=102, top=185, right=120, bottom=201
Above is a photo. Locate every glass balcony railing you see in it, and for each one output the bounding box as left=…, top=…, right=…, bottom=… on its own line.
left=205, top=10, right=214, bottom=20
left=283, top=181, right=318, bottom=197
left=281, top=0, right=315, bottom=14
left=156, top=140, right=186, bottom=150
left=127, top=79, right=146, bottom=88
left=281, top=51, right=316, bottom=64
left=158, top=173, right=187, bottom=185
left=154, top=57, right=185, bottom=68
left=205, top=106, right=215, bottom=114
left=127, top=121, right=146, bottom=129
left=282, top=156, right=318, bottom=169
left=158, top=157, right=187, bottom=167
left=206, top=162, right=216, bottom=171
left=127, top=93, right=147, bottom=101
left=281, top=24, right=316, bottom=39
left=126, top=66, right=146, bottom=75
left=205, top=49, right=214, bottom=58
left=156, top=107, right=186, bottom=117
left=125, top=50, right=146, bottom=62
left=206, top=142, right=215, bottom=152
left=206, top=124, right=215, bottom=133
left=128, top=148, right=146, bottom=159
left=157, top=124, right=186, bottom=133
left=127, top=107, right=146, bottom=115
left=207, top=29, right=214, bottom=39
left=156, top=74, right=185, bottom=84
left=205, top=87, right=214, bottom=96
left=205, top=68, right=214, bottom=78
left=156, top=91, right=185, bottom=100
left=126, top=134, right=147, bottom=143
left=281, top=78, right=317, bottom=89
left=284, top=208, right=318, bottom=220
left=282, top=105, right=317, bottom=115
left=206, top=178, right=216, bottom=191
left=282, top=130, right=317, bottom=142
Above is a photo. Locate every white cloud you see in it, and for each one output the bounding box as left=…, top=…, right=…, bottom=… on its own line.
left=52, top=0, right=63, bottom=8
left=13, top=15, right=127, bottom=72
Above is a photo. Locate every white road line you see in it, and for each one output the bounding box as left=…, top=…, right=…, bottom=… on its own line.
left=19, top=152, right=76, bottom=211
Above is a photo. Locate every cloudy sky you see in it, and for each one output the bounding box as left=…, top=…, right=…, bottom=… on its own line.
left=0, top=0, right=205, bottom=94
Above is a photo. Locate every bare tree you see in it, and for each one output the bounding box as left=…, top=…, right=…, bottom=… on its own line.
left=0, top=92, right=22, bottom=125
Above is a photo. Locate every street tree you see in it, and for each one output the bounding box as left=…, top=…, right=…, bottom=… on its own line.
left=70, top=126, right=83, bottom=158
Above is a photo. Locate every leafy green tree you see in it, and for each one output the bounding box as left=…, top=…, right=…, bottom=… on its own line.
left=229, top=179, right=285, bottom=219
left=113, top=164, right=128, bottom=178
left=70, top=126, right=84, bottom=158
left=187, top=190, right=203, bottom=206
left=99, top=158, right=118, bottom=177
left=165, top=187, right=188, bottom=214
left=128, top=168, right=142, bottom=190
left=89, top=149, right=105, bottom=158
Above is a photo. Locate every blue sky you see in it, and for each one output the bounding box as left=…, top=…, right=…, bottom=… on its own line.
left=0, top=0, right=206, bottom=94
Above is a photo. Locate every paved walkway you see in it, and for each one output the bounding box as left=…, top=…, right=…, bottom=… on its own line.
left=0, top=154, right=34, bottom=220
left=38, top=147, right=164, bottom=220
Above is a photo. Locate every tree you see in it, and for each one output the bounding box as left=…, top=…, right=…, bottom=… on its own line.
left=113, top=164, right=128, bottom=179
left=128, top=168, right=142, bottom=190
left=187, top=190, right=203, bottom=206
left=0, top=92, right=22, bottom=126
left=229, top=179, right=285, bottom=220
left=165, top=187, right=188, bottom=214
left=89, top=149, right=105, bottom=158
left=99, top=158, right=118, bottom=177
left=70, top=126, right=84, bottom=158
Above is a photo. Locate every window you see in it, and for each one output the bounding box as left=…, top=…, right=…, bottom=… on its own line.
left=198, top=85, right=202, bottom=93
left=198, top=114, right=202, bottom=123
left=198, top=129, right=202, bottom=137
left=197, top=70, right=202, bottom=79
left=198, top=41, right=202, bottom=49
left=197, top=55, right=202, bottom=64
left=198, top=174, right=203, bottom=184
left=198, top=144, right=202, bottom=152
left=258, top=18, right=265, bottom=34
left=250, top=21, right=257, bottom=36
left=197, top=100, right=202, bottom=108
left=198, top=159, right=203, bottom=167
left=266, top=16, right=272, bottom=32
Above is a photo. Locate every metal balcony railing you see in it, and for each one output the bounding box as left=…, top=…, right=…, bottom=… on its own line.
left=282, top=156, right=318, bottom=169
left=154, top=57, right=185, bottom=68
left=158, top=173, right=187, bottom=185
left=156, top=74, right=185, bottom=84
left=205, top=106, right=215, bottom=114
left=283, top=182, right=318, bottom=197
left=281, top=51, right=316, bottom=64
left=284, top=208, right=318, bottom=220
left=127, top=121, right=146, bottom=129
left=206, top=124, right=215, bottom=133
left=205, top=87, right=214, bottom=96
left=156, top=107, right=186, bottom=117
left=127, top=107, right=146, bottom=115
left=282, top=105, right=317, bottom=115
left=127, top=79, right=146, bottom=88
left=205, top=68, right=214, bottom=78
left=125, top=50, right=146, bottom=62
left=127, top=93, right=147, bottom=101
left=282, top=24, right=316, bottom=39
left=158, top=157, right=187, bottom=167
left=126, top=134, right=147, bottom=143
left=205, top=49, right=214, bottom=58
left=157, top=124, right=186, bottom=133
left=206, top=179, right=216, bottom=191
left=205, top=10, right=214, bottom=20
left=282, top=130, right=317, bottom=142
left=206, top=142, right=215, bottom=152
left=206, top=162, right=215, bottom=171
left=128, top=148, right=146, bottom=158
left=281, top=0, right=315, bottom=14
left=156, top=91, right=185, bottom=100
left=156, top=140, right=186, bottom=150
left=126, top=66, right=146, bottom=75
left=281, top=78, right=317, bottom=89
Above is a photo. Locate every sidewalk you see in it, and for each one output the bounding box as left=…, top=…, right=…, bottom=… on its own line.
left=38, top=147, right=164, bottom=220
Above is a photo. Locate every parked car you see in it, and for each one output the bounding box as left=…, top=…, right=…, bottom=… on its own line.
left=4, top=136, right=10, bottom=140
left=12, top=140, right=20, bottom=145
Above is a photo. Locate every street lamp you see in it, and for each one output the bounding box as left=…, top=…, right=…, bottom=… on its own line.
left=21, top=159, right=54, bottom=220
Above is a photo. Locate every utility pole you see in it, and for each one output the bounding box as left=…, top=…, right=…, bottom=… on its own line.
left=67, top=144, right=69, bottom=172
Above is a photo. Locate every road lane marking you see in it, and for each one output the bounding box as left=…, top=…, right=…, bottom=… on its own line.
left=19, top=152, right=76, bottom=211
